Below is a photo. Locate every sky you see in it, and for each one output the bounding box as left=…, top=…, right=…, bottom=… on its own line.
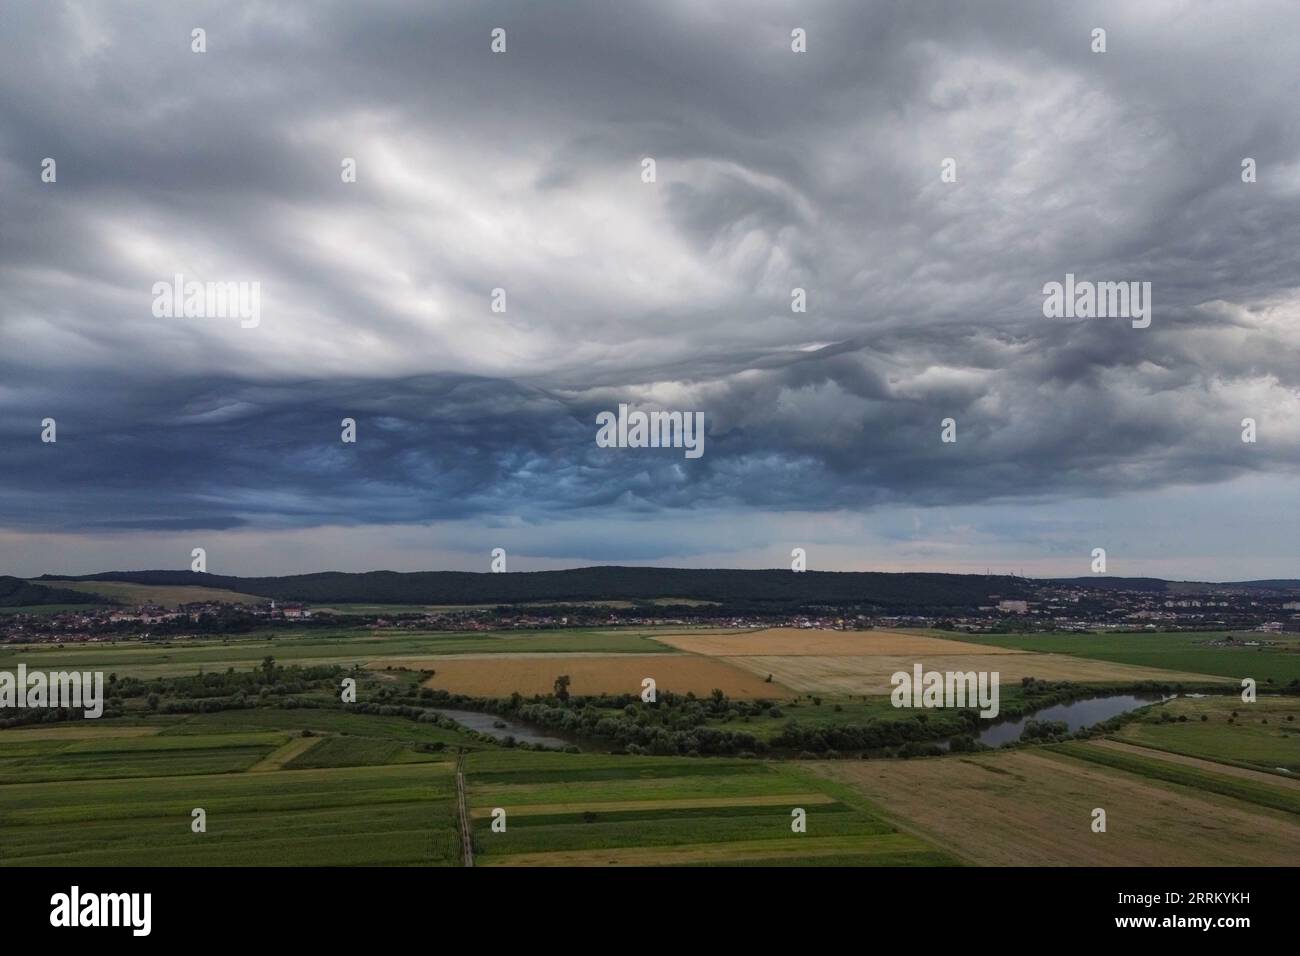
left=2, top=0, right=1299, bottom=580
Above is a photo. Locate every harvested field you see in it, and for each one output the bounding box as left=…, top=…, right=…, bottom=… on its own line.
left=655, top=628, right=1013, bottom=657
left=726, top=652, right=1219, bottom=696
left=659, top=627, right=1226, bottom=694
left=810, top=749, right=1300, bottom=866
left=418, top=653, right=788, bottom=698
left=658, top=628, right=1220, bottom=694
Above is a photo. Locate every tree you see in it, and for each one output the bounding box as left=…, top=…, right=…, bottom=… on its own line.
left=554, top=674, right=571, bottom=702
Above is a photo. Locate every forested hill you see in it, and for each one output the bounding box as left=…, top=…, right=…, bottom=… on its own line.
left=34, top=567, right=1035, bottom=609
left=0, top=576, right=102, bottom=607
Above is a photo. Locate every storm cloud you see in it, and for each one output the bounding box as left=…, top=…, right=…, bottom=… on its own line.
left=2, top=1, right=1298, bottom=574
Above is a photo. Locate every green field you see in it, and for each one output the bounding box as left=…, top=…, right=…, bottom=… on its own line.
left=0, top=700, right=954, bottom=867
left=1111, top=695, right=1300, bottom=773
left=155, top=707, right=490, bottom=748
left=3, top=624, right=1297, bottom=868
left=0, top=762, right=461, bottom=866
left=1047, top=741, right=1300, bottom=816
left=464, top=751, right=956, bottom=866
left=0, top=627, right=676, bottom=679
left=0, top=701, right=481, bottom=865
left=937, top=629, right=1300, bottom=685
left=0, top=730, right=287, bottom=783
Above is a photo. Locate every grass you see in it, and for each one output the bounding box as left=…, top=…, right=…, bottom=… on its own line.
left=935, top=629, right=1300, bottom=684
left=6, top=623, right=1292, bottom=868
left=812, top=748, right=1300, bottom=866
left=0, top=731, right=287, bottom=783
left=672, top=684, right=1106, bottom=741
left=418, top=653, right=778, bottom=698
left=476, top=814, right=891, bottom=855
left=1111, top=695, right=1300, bottom=773
left=0, top=702, right=475, bottom=866
left=0, top=709, right=952, bottom=869
left=283, top=735, right=443, bottom=769
left=155, top=708, right=491, bottom=749
left=0, top=628, right=677, bottom=679
left=1048, top=741, right=1300, bottom=816
left=0, top=763, right=460, bottom=866
left=464, top=751, right=955, bottom=866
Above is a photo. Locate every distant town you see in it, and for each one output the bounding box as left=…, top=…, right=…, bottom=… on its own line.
left=6, top=575, right=1300, bottom=646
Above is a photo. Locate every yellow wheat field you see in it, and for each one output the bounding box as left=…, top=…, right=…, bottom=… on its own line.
left=654, top=628, right=1023, bottom=658
left=655, top=628, right=1220, bottom=694
left=724, top=652, right=1221, bottom=695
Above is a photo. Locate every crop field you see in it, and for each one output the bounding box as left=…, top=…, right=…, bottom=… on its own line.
left=0, top=762, right=461, bottom=866
left=1, top=623, right=1294, bottom=869
left=419, top=652, right=786, bottom=698
left=0, top=704, right=477, bottom=866
left=1049, top=741, right=1300, bottom=815
left=464, top=751, right=956, bottom=866
left=0, top=704, right=961, bottom=868
left=937, top=630, right=1300, bottom=685
left=1109, top=694, right=1300, bottom=773
left=154, top=708, right=488, bottom=747
left=0, top=700, right=489, bottom=786
left=812, top=746, right=1300, bottom=866
left=1089, top=739, right=1297, bottom=787
left=730, top=653, right=1222, bottom=695
left=656, top=627, right=1227, bottom=696
left=0, top=730, right=289, bottom=783
left=655, top=628, right=1021, bottom=657
left=0, top=627, right=678, bottom=679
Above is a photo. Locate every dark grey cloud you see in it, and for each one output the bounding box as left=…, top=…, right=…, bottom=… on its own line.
left=2, top=0, right=1300, bottom=549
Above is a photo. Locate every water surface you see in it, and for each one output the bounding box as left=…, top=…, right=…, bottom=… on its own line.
left=432, top=708, right=573, bottom=748
left=972, top=693, right=1170, bottom=747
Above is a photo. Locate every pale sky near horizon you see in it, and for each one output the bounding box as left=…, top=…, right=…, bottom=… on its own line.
left=3, top=1, right=1299, bottom=580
